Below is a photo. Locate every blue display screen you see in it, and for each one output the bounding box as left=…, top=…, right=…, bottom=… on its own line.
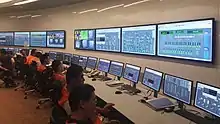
left=109, top=61, right=124, bottom=77
left=157, top=19, right=213, bottom=62
left=47, top=31, right=65, bottom=48
left=96, top=28, right=121, bottom=52
left=30, top=32, right=47, bottom=47
left=49, top=51, right=57, bottom=60
left=142, top=68, right=163, bottom=91
left=195, top=82, right=220, bottom=117
left=122, top=25, right=156, bottom=55
left=78, top=56, right=88, bottom=68
left=14, top=32, right=30, bottom=46
left=123, top=64, right=141, bottom=83
left=97, top=59, right=111, bottom=73
left=0, top=32, right=14, bottom=46
left=63, top=53, right=72, bottom=62
left=56, top=52, right=64, bottom=61
left=163, top=74, right=192, bottom=104
left=74, top=29, right=95, bottom=50
left=86, top=57, right=97, bottom=69
left=71, top=55, right=79, bottom=65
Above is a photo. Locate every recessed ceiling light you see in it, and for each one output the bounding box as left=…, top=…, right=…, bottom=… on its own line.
left=72, top=12, right=77, bottom=14
left=31, top=15, right=41, bottom=18
left=13, top=0, right=38, bottom=5
left=0, top=0, right=13, bottom=4
left=17, top=14, right=31, bottom=18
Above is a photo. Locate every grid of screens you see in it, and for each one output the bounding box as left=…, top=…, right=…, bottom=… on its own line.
left=97, top=59, right=111, bottom=73
left=86, top=57, right=97, bottom=69
left=163, top=74, right=192, bottom=104
left=14, top=32, right=30, bottom=46
left=157, top=19, right=213, bottom=62
left=47, top=30, right=65, bottom=48
left=194, top=82, right=220, bottom=117
left=74, top=29, right=95, bottom=50
left=142, top=68, right=163, bottom=91
left=123, top=64, right=141, bottom=83
left=96, top=28, right=121, bottom=52
left=122, top=25, right=156, bottom=55
left=109, top=61, right=124, bottom=77
left=0, top=32, right=14, bottom=46
left=30, top=32, right=47, bottom=47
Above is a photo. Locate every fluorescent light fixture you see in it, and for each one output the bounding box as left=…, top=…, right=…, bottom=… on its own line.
left=17, top=14, right=31, bottom=18
left=124, top=0, right=150, bottom=8
left=79, top=8, right=98, bottom=14
left=13, top=0, right=38, bottom=5
left=97, top=4, right=124, bottom=12
left=9, top=16, right=16, bottom=18
left=31, top=15, right=41, bottom=18
left=72, top=12, right=77, bottom=14
left=0, top=0, right=13, bottom=3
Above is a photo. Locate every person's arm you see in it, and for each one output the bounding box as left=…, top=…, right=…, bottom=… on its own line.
left=96, top=103, right=115, bottom=114
left=0, top=66, right=8, bottom=71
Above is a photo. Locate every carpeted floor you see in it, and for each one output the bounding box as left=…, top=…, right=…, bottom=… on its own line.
left=0, top=88, right=50, bottom=124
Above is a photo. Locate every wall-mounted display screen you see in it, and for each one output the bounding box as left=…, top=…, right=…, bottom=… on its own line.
left=47, top=30, right=65, bottom=48
left=157, top=19, right=214, bottom=62
left=14, top=32, right=30, bottom=46
left=122, top=25, right=156, bottom=55
left=74, top=29, right=95, bottom=50
left=30, top=32, right=47, bottom=47
left=96, top=28, right=121, bottom=52
left=0, top=32, right=14, bottom=46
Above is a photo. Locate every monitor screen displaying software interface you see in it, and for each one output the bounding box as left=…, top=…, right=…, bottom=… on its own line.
left=63, top=53, right=72, bottom=62
left=0, top=32, right=14, bottom=46
left=163, top=74, right=193, bottom=104
left=47, top=31, right=65, bottom=48
left=142, top=68, right=163, bottom=91
left=195, top=82, right=220, bottom=117
left=49, top=51, right=57, bottom=60
left=78, top=56, right=88, bottom=68
left=96, top=28, right=121, bottom=52
left=122, top=25, right=156, bottom=55
left=71, top=55, right=80, bottom=65
left=30, top=32, right=47, bottom=47
left=157, top=19, right=213, bottom=62
left=123, top=64, right=141, bottom=83
left=97, top=59, right=111, bottom=73
left=14, top=32, right=30, bottom=46
left=86, top=57, right=97, bottom=69
left=56, top=52, right=64, bottom=61
left=109, top=61, right=124, bottom=77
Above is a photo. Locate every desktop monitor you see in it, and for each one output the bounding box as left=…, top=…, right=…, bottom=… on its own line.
left=30, top=31, right=47, bottom=47
left=142, top=67, right=163, bottom=91
left=71, top=54, right=80, bottom=65
left=63, top=53, right=72, bottom=63
left=157, top=18, right=214, bottom=62
left=49, top=51, right=57, bottom=60
left=47, top=30, right=65, bottom=48
left=163, top=74, right=193, bottom=104
left=194, top=82, right=220, bottom=117
left=78, top=56, right=88, bottom=68
left=97, top=59, right=111, bottom=73
left=123, top=64, right=141, bottom=83
left=0, top=32, right=14, bottom=46
left=109, top=61, right=124, bottom=77
left=14, top=32, right=30, bottom=46
left=56, top=52, right=64, bottom=61
left=86, top=57, right=98, bottom=69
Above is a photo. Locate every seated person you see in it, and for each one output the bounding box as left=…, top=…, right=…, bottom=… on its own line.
left=34, top=51, right=42, bottom=66
left=26, top=49, right=37, bottom=65
left=37, top=54, right=49, bottom=72
left=66, top=84, right=101, bottom=124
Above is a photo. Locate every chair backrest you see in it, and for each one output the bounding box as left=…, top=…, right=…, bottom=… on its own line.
left=51, top=105, right=68, bottom=124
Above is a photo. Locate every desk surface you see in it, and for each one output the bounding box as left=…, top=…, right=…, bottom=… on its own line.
left=85, top=77, right=195, bottom=124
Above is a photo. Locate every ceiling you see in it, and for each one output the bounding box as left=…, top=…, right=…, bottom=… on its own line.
left=0, top=0, right=90, bottom=14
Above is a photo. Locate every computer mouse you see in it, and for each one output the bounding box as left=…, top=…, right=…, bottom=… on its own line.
left=164, top=106, right=175, bottom=113
left=140, top=99, right=147, bottom=103
left=115, top=91, right=122, bottom=94
left=92, top=78, right=96, bottom=81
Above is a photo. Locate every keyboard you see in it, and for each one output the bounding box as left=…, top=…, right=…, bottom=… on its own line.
left=120, top=84, right=141, bottom=94
left=146, top=97, right=175, bottom=111
left=106, top=81, right=124, bottom=87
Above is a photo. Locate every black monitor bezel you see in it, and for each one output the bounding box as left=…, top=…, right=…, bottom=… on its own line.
left=95, top=27, right=121, bottom=53
left=121, top=24, right=157, bottom=56
left=29, top=31, right=47, bottom=48
left=194, top=81, right=220, bottom=118
left=108, top=60, right=124, bottom=77
left=156, top=18, right=215, bottom=63
left=74, top=29, right=96, bottom=51
left=123, top=63, right=141, bottom=83
left=14, top=31, right=30, bottom=47
left=46, top=30, right=66, bottom=49
left=78, top=55, right=88, bottom=68
left=97, top=58, right=111, bottom=73
left=0, top=31, right=14, bottom=46
left=86, top=56, right=98, bottom=69
left=163, top=73, right=193, bottom=105
left=141, top=67, right=164, bottom=92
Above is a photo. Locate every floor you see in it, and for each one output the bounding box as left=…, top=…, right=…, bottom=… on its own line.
left=0, top=88, right=50, bottom=124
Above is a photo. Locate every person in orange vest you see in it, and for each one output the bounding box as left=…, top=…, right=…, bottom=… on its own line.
left=37, top=54, right=49, bottom=72
left=66, top=84, right=101, bottom=124
left=26, top=49, right=37, bottom=65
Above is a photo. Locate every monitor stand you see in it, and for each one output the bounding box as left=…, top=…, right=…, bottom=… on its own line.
left=99, top=72, right=112, bottom=81
left=106, top=76, right=124, bottom=87
left=174, top=101, right=220, bottom=124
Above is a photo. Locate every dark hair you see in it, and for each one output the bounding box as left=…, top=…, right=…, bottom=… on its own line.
left=52, top=60, right=62, bottom=72
left=68, top=84, right=95, bottom=111
left=35, top=52, right=42, bottom=58
left=66, top=64, right=83, bottom=84
left=30, top=49, right=37, bottom=56
left=40, top=54, right=47, bottom=64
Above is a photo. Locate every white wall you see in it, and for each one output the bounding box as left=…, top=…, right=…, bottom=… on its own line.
left=1, top=0, right=220, bottom=86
